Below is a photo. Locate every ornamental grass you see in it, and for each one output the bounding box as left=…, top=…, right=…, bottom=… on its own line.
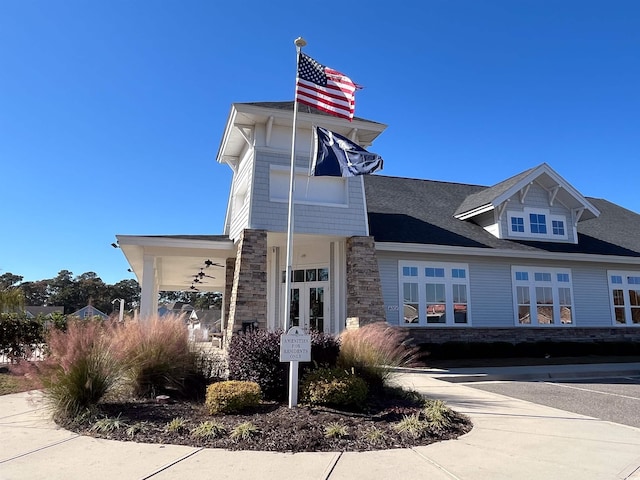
left=337, top=322, right=421, bottom=392
left=39, top=319, right=124, bottom=421
left=110, top=314, right=200, bottom=399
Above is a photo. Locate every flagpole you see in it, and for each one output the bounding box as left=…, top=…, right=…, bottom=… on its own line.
left=282, top=37, right=307, bottom=409
left=284, top=37, right=306, bottom=334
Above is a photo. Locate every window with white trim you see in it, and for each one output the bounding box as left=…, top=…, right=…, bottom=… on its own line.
left=512, top=267, right=574, bottom=325
left=607, top=271, right=640, bottom=325
left=400, top=261, right=470, bottom=326
left=506, top=209, right=568, bottom=240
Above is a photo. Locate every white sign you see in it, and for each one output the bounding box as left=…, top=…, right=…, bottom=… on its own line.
left=279, top=327, right=311, bottom=362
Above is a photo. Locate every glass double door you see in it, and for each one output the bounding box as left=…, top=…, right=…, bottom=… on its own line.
left=284, top=267, right=329, bottom=332
left=290, top=284, right=326, bottom=332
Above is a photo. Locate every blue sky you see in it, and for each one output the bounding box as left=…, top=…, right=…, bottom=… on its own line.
left=1, top=0, right=638, bottom=285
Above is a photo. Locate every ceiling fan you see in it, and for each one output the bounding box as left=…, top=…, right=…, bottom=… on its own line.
left=195, top=268, right=215, bottom=280
left=204, top=259, right=224, bottom=268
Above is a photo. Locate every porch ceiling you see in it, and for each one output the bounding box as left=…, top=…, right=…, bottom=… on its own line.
left=116, top=235, right=236, bottom=292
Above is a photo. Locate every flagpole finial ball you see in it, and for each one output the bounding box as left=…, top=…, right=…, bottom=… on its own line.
left=294, top=37, right=307, bottom=48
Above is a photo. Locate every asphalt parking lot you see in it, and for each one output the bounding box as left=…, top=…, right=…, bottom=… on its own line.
left=468, top=375, right=640, bottom=428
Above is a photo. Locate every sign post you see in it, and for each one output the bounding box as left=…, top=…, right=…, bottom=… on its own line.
left=280, top=326, right=311, bottom=408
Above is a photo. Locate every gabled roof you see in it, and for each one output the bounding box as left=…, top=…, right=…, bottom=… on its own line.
left=71, top=305, right=108, bottom=318
left=25, top=306, right=64, bottom=318
left=364, top=174, right=640, bottom=258
left=454, top=163, right=600, bottom=222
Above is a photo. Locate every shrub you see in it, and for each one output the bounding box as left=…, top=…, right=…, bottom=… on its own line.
left=227, top=329, right=285, bottom=400
left=205, top=380, right=262, bottom=415
left=301, top=367, right=368, bottom=410
left=363, top=426, right=386, bottom=443
left=39, top=320, right=123, bottom=420
left=0, top=313, right=45, bottom=362
left=393, top=413, right=429, bottom=439
left=423, top=399, right=456, bottom=431
left=227, top=329, right=341, bottom=401
left=191, top=420, right=226, bottom=439
left=126, top=421, right=150, bottom=438
left=165, top=417, right=188, bottom=433
left=111, top=315, right=200, bottom=398
left=338, top=322, right=420, bottom=392
left=91, top=414, right=127, bottom=433
left=230, top=421, right=260, bottom=442
left=324, top=422, right=349, bottom=438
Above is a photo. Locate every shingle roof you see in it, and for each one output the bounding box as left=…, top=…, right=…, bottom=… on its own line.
left=454, top=166, right=537, bottom=216
left=364, top=175, right=640, bottom=257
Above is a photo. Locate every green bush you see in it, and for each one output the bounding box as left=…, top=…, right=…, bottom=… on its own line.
left=0, top=313, right=45, bottom=362
left=205, top=380, right=262, bottom=415
left=301, top=367, right=368, bottom=410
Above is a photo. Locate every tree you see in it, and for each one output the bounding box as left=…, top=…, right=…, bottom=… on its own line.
left=109, top=279, right=141, bottom=312
left=0, top=273, right=23, bottom=290
left=0, top=272, right=25, bottom=312
left=20, top=281, right=50, bottom=306
left=0, top=288, right=24, bottom=312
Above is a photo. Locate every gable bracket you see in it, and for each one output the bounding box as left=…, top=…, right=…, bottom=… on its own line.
left=265, top=116, right=274, bottom=147
left=519, top=183, right=532, bottom=203
left=349, top=127, right=359, bottom=142
left=497, top=200, right=509, bottom=220
left=234, top=124, right=254, bottom=147
left=572, top=207, right=585, bottom=226
left=549, top=185, right=560, bottom=206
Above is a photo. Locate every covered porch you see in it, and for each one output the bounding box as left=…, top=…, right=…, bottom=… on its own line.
left=116, top=235, right=236, bottom=322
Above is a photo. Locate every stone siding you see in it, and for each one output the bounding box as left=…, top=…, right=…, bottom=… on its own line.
left=225, top=229, right=268, bottom=342
left=345, top=236, right=386, bottom=326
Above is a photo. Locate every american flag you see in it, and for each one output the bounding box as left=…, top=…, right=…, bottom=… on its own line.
left=296, top=53, right=358, bottom=121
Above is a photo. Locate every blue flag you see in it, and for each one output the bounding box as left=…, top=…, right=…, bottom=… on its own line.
left=311, top=126, right=384, bottom=177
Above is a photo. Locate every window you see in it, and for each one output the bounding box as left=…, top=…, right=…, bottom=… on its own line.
left=403, top=283, right=419, bottom=323
left=512, top=267, right=574, bottom=326
left=511, top=217, right=524, bottom=233
left=552, top=220, right=565, bottom=236
left=403, top=266, right=418, bottom=277
left=529, top=214, right=547, bottom=234
left=282, top=268, right=330, bottom=283
left=608, top=271, right=640, bottom=325
left=506, top=209, right=569, bottom=240
left=399, top=262, right=470, bottom=326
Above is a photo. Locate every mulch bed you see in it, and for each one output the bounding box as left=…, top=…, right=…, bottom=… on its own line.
left=63, top=397, right=472, bottom=453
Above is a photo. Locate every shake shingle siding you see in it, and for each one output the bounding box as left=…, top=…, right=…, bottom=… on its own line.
left=250, top=150, right=368, bottom=236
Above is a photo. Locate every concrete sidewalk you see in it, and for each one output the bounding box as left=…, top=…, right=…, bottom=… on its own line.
left=2, top=365, right=640, bottom=479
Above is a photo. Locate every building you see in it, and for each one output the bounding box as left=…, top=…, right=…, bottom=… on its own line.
left=116, top=102, right=640, bottom=346
left=70, top=305, right=108, bottom=320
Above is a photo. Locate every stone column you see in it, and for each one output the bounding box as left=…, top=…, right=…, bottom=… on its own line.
left=225, top=229, right=268, bottom=342
left=345, top=236, right=386, bottom=328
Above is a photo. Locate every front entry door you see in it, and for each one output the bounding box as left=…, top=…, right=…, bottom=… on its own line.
left=284, top=267, right=329, bottom=332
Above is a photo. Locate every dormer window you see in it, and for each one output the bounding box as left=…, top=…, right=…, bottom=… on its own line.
left=552, top=220, right=565, bottom=236
left=507, top=208, right=568, bottom=241
left=529, top=213, right=547, bottom=234
left=511, top=217, right=524, bottom=233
